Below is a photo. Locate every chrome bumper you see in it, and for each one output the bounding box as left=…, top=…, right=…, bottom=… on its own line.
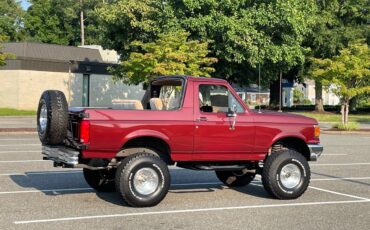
left=308, top=144, right=323, bottom=161
left=42, top=145, right=80, bottom=165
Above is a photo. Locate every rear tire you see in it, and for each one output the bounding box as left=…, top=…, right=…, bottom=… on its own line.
left=262, top=149, right=310, bottom=199
left=115, top=153, right=170, bottom=207
left=215, top=170, right=255, bottom=187
left=37, top=90, right=68, bottom=145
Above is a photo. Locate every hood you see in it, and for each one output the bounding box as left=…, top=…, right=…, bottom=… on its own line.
left=252, top=110, right=318, bottom=125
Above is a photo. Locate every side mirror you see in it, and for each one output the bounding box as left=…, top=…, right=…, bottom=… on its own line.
left=226, top=110, right=236, bottom=117
left=227, top=105, right=237, bottom=130
left=226, top=110, right=237, bottom=117
left=226, top=104, right=237, bottom=117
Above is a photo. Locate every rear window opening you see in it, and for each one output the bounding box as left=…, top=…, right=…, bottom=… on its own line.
left=112, top=78, right=185, bottom=111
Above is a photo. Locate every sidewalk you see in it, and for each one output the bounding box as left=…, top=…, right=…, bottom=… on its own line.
left=319, top=122, right=370, bottom=130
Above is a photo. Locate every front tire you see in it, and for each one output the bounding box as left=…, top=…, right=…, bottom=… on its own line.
left=215, top=170, right=255, bottom=187
left=115, top=153, right=170, bottom=207
left=262, top=149, right=310, bottom=199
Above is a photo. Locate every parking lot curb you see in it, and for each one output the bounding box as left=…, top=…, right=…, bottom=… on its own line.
left=321, top=130, right=370, bottom=135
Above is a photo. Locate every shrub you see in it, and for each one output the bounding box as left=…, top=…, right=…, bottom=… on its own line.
left=333, top=122, right=359, bottom=131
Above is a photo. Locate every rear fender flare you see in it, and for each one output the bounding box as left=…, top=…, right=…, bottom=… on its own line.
left=120, top=129, right=170, bottom=146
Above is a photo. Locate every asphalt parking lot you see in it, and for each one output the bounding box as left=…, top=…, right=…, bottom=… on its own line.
left=0, top=133, right=369, bottom=230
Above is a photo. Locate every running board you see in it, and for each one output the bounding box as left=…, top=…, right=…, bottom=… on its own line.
left=192, top=165, right=247, bottom=171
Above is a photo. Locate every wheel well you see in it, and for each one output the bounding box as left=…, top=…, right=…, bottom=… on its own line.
left=270, top=137, right=310, bottom=161
left=120, top=136, right=173, bottom=164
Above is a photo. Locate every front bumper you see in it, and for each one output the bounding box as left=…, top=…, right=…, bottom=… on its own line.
left=308, top=144, right=324, bottom=161
left=42, top=145, right=80, bottom=165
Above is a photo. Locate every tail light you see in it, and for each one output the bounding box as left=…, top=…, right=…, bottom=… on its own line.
left=80, top=120, right=90, bottom=143
left=314, top=125, right=320, bottom=139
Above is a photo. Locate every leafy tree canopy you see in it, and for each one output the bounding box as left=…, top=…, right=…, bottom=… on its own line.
left=310, top=41, right=370, bottom=123
left=0, top=0, right=24, bottom=41
left=24, top=0, right=106, bottom=45
left=305, top=0, right=369, bottom=59
left=0, top=35, right=15, bottom=66
left=113, top=30, right=217, bottom=85
left=99, top=0, right=317, bottom=86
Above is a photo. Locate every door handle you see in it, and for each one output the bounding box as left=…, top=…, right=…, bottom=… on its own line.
left=196, top=117, right=208, bottom=121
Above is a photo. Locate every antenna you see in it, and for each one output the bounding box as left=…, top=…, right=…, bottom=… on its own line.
left=258, top=47, right=262, bottom=113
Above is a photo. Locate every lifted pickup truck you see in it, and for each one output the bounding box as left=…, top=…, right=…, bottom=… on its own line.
left=38, top=76, right=323, bottom=207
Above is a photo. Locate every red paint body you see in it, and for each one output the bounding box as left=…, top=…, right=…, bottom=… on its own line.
left=79, top=77, right=319, bottom=162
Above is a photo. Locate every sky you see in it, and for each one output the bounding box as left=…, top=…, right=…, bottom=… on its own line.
left=20, top=0, right=31, bottom=10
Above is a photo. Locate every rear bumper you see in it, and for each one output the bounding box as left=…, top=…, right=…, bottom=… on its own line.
left=42, top=145, right=80, bottom=165
left=308, top=144, right=324, bottom=161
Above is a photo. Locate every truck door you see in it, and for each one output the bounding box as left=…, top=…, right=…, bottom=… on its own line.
left=193, top=82, right=255, bottom=161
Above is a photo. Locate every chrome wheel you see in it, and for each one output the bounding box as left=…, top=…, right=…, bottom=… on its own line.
left=280, top=163, right=302, bottom=189
left=133, top=168, right=159, bottom=195
left=39, top=104, right=48, bottom=133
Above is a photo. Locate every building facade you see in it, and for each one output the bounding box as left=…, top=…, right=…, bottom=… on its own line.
left=0, top=42, right=145, bottom=110
left=232, top=83, right=270, bottom=106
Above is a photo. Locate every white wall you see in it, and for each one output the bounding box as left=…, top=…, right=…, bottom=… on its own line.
left=0, top=70, right=145, bottom=110
left=0, top=70, right=71, bottom=110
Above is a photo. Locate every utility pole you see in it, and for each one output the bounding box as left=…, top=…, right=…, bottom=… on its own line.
left=278, top=70, right=282, bottom=112
left=80, top=0, right=85, bottom=46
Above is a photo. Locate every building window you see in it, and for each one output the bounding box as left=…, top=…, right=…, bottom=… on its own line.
left=250, top=93, right=256, bottom=103
left=237, top=93, right=245, bottom=101
left=82, top=74, right=90, bottom=107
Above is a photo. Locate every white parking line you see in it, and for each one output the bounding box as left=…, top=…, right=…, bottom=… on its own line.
left=0, top=150, right=40, bottom=153
left=2, top=177, right=370, bottom=195
left=0, top=144, right=40, bottom=147
left=0, top=171, right=81, bottom=176
left=0, top=139, right=38, bottom=141
left=311, top=163, right=370, bottom=166
left=0, top=183, right=224, bottom=195
left=13, top=199, right=370, bottom=224
left=312, top=177, right=370, bottom=181
left=309, top=186, right=370, bottom=201
left=0, top=160, right=46, bottom=163
left=0, top=187, right=92, bottom=195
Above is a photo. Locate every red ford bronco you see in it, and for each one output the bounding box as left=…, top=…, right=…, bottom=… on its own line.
left=38, top=76, right=323, bottom=207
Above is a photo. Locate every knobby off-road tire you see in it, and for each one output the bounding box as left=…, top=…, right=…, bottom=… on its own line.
left=262, top=149, right=310, bottom=199
left=215, top=170, right=256, bottom=187
left=115, top=153, right=170, bottom=207
left=37, top=90, right=68, bottom=145
left=83, top=159, right=116, bottom=192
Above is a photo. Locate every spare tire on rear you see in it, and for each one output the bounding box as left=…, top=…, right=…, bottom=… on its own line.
left=37, top=90, right=68, bottom=145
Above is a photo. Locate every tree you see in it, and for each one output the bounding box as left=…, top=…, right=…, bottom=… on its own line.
left=304, top=0, right=369, bottom=112
left=24, top=0, right=106, bottom=45
left=114, top=31, right=217, bottom=85
left=97, top=0, right=167, bottom=57
left=0, top=0, right=25, bottom=41
left=98, top=0, right=317, bottom=95
left=0, top=36, right=15, bottom=66
left=310, top=41, right=370, bottom=124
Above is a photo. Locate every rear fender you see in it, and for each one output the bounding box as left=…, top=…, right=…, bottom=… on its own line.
left=120, top=130, right=170, bottom=146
